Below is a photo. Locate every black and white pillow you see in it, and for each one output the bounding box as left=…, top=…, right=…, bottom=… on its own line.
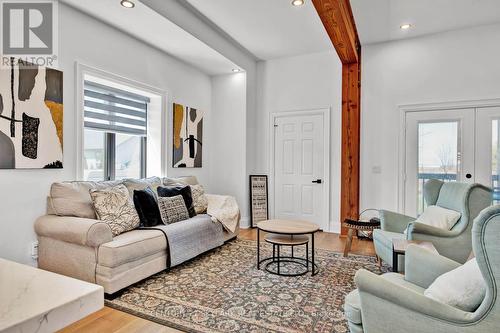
left=158, top=195, right=189, bottom=224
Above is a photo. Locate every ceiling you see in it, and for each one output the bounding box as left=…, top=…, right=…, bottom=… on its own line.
left=61, top=0, right=238, bottom=75
left=351, top=0, right=500, bottom=45
left=186, top=0, right=333, bottom=60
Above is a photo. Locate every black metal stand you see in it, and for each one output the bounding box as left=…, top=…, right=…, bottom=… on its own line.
left=256, top=231, right=318, bottom=277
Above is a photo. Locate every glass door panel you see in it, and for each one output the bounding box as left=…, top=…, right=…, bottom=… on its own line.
left=405, top=109, right=475, bottom=216
left=476, top=107, right=500, bottom=204
left=417, top=121, right=460, bottom=214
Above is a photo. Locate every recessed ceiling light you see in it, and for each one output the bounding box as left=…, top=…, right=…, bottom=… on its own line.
left=291, top=0, right=305, bottom=6
left=400, top=23, right=412, bottom=30
left=120, top=0, right=135, bottom=8
left=232, top=68, right=241, bottom=73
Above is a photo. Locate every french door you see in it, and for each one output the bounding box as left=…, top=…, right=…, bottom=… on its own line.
left=404, top=106, right=500, bottom=215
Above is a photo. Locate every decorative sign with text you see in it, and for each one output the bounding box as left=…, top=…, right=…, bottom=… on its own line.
left=249, top=175, right=269, bottom=227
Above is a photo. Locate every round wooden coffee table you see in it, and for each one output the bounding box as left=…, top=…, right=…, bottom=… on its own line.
left=256, top=219, right=320, bottom=276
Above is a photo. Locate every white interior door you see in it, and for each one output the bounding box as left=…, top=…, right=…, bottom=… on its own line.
left=274, top=113, right=327, bottom=230
left=475, top=107, right=500, bottom=204
left=404, top=109, right=475, bottom=215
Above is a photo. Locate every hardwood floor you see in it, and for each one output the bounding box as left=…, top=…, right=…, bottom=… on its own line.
left=59, top=230, right=375, bottom=333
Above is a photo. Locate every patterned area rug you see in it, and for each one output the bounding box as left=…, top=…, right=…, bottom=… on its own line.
left=106, top=239, right=387, bottom=333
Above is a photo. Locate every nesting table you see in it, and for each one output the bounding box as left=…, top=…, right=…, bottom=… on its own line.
left=256, top=219, right=320, bottom=276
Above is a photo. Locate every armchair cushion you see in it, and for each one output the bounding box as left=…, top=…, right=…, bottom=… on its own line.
left=373, top=229, right=405, bottom=249
left=344, top=289, right=362, bottom=324
left=35, top=215, right=113, bottom=247
left=424, top=258, right=486, bottom=312
left=415, top=205, right=461, bottom=230
left=405, top=245, right=461, bottom=288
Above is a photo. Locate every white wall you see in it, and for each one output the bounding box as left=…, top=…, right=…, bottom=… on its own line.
left=0, top=4, right=213, bottom=265
left=255, top=51, right=343, bottom=231
left=209, top=73, right=247, bottom=220
left=360, top=23, right=500, bottom=212
left=142, top=0, right=258, bottom=221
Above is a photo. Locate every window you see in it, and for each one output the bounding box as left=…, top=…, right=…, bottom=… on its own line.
left=83, top=80, right=149, bottom=181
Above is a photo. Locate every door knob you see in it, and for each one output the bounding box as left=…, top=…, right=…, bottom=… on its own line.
left=466, top=173, right=472, bottom=179
left=312, top=179, right=322, bottom=184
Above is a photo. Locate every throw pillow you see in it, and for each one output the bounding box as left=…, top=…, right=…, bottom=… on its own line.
left=190, top=184, right=208, bottom=214
left=90, top=184, right=140, bottom=236
left=415, top=205, right=461, bottom=230
left=158, top=195, right=190, bottom=224
left=133, top=187, right=163, bottom=227
left=123, top=177, right=162, bottom=198
left=163, top=176, right=199, bottom=186
left=157, top=185, right=196, bottom=217
left=424, top=258, right=486, bottom=312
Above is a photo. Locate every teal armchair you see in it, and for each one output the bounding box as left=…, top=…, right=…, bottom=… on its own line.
left=373, top=180, right=491, bottom=270
left=344, top=204, right=500, bottom=333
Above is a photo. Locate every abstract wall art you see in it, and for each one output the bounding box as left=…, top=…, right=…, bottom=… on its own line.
left=0, top=58, right=63, bottom=169
left=172, top=103, right=203, bottom=168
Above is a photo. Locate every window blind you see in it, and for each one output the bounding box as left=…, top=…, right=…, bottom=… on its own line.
left=84, top=80, right=150, bottom=136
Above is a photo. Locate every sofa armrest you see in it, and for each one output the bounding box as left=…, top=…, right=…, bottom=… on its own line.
left=379, top=210, right=415, bottom=233
left=355, top=269, right=473, bottom=324
left=35, top=215, right=113, bottom=247
left=407, top=221, right=455, bottom=238
left=404, top=245, right=461, bottom=288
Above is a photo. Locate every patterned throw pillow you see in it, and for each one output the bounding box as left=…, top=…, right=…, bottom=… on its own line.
left=157, top=185, right=196, bottom=217
left=190, top=184, right=208, bottom=214
left=158, top=195, right=190, bottom=224
left=90, top=184, right=140, bottom=236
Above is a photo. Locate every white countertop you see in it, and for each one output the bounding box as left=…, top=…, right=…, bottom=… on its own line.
left=0, top=258, right=103, bottom=333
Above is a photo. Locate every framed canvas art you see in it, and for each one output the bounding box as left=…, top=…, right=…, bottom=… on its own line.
left=249, top=175, right=269, bottom=227
left=172, top=103, right=203, bottom=168
left=0, top=58, right=63, bottom=169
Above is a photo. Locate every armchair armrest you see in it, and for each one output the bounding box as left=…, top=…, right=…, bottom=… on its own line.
left=407, top=222, right=455, bottom=238
left=405, top=245, right=461, bottom=288
left=35, top=215, right=113, bottom=247
left=355, top=269, right=473, bottom=324
left=379, top=210, right=415, bottom=233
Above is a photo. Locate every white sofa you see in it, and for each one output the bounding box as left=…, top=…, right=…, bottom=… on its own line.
left=34, top=176, right=239, bottom=294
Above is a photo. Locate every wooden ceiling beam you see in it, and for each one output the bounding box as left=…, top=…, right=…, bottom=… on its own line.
left=312, top=0, right=360, bottom=64
left=313, top=0, right=361, bottom=235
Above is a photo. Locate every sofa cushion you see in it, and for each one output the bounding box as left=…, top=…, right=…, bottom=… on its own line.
left=163, top=176, right=199, bottom=186
left=50, top=180, right=123, bottom=218
left=90, top=185, right=140, bottom=236
left=157, top=185, right=196, bottom=217
left=123, top=177, right=162, bottom=198
left=133, top=187, right=163, bottom=227
left=98, top=229, right=167, bottom=268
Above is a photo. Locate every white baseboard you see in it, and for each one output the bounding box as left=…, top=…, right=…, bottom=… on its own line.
left=239, top=216, right=251, bottom=229
left=330, top=220, right=341, bottom=234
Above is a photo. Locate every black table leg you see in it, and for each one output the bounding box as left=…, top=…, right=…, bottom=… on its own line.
left=277, top=245, right=281, bottom=274
left=392, top=251, right=398, bottom=272
left=257, top=228, right=260, bottom=270
left=306, top=242, right=309, bottom=271
left=312, top=233, right=315, bottom=276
